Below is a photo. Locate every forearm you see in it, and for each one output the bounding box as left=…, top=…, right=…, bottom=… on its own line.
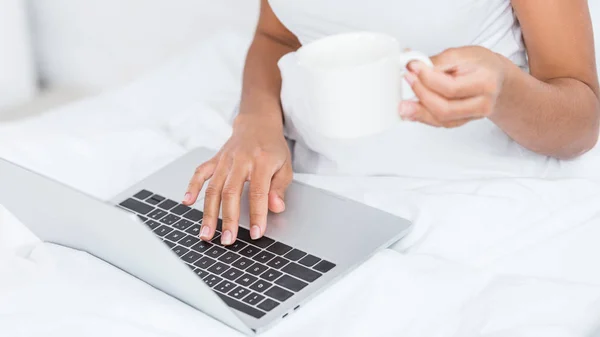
left=236, top=32, right=298, bottom=129
left=491, top=57, right=600, bottom=159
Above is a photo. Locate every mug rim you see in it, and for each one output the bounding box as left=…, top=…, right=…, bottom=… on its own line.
left=296, top=31, right=402, bottom=71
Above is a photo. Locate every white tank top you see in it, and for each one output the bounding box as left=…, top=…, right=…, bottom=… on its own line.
left=270, top=0, right=527, bottom=67
left=268, top=0, right=563, bottom=180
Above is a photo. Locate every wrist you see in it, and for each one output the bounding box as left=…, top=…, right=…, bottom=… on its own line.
left=234, top=104, right=285, bottom=132
left=489, top=53, right=520, bottom=121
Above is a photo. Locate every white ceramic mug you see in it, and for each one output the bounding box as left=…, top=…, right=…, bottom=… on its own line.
left=278, top=32, right=432, bottom=139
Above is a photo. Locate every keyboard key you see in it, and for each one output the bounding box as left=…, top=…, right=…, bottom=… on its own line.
left=148, top=209, right=168, bottom=220
left=119, top=198, right=153, bottom=215
left=298, top=254, right=320, bottom=267
left=165, top=230, right=185, bottom=243
left=194, top=268, right=208, bottom=279
left=257, top=298, right=280, bottom=312
left=284, top=249, right=306, bottom=261
left=215, top=218, right=223, bottom=232
left=313, top=260, right=336, bottom=273
left=281, top=263, right=322, bottom=283
left=163, top=240, right=176, bottom=248
left=247, top=263, right=269, bottom=276
left=172, top=245, right=189, bottom=257
left=266, top=256, right=290, bottom=270
left=179, top=235, right=200, bottom=248
left=235, top=274, right=258, bottom=287
left=190, top=240, right=212, bottom=253
left=157, top=199, right=178, bottom=211
left=145, top=219, right=160, bottom=230
left=232, top=257, right=254, bottom=270
left=242, top=292, right=265, bottom=306
left=185, top=224, right=201, bottom=236
left=183, top=209, right=203, bottom=222
left=153, top=225, right=173, bottom=237
left=267, top=242, right=292, bottom=256
left=275, top=274, right=308, bottom=292
left=204, top=275, right=223, bottom=287
left=173, top=219, right=194, bottom=231
left=260, top=269, right=282, bottom=282
left=229, top=286, right=252, bottom=300
left=214, top=280, right=236, bottom=294
left=253, top=251, right=275, bottom=264
left=205, top=246, right=226, bottom=259
left=210, top=235, right=222, bottom=245
left=216, top=293, right=265, bottom=319
left=239, top=246, right=260, bottom=258
left=265, top=285, right=293, bottom=302
left=160, top=214, right=180, bottom=225
left=237, top=227, right=275, bottom=248
left=137, top=215, right=148, bottom=222
left=194, top=256, right=217, bottom=270
left=219, top=252, right=241, bottom=264
left=208, top=262, right=228, bottom=275
left=235, top=227, right=253, bottom=243
left=181, top=250, right=203, bottom=264
left=225, top=240, right=247, bottom=252
left=222, top=267, right=245, bottom=281
left=249, top=279, right=272, bottom=293
left=171, top=204, right=191, bottom=215
left=146, top=194, right=165, bottom=205
left=133, top=190, right=153, bottom=200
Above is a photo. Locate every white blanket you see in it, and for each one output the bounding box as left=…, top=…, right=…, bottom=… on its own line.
left=1, top=31, right=600, bottom=337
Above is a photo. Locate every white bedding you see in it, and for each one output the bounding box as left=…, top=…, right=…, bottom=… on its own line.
left=2, top=31, right=600, bottom=337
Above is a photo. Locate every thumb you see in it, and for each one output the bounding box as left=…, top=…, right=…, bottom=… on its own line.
left=268, top=164, right=292, bottom=213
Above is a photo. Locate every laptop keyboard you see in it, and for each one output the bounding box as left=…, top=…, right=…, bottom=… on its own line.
left=118, top=189, right=337, bottom=319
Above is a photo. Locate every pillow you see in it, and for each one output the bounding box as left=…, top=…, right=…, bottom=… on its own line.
left=28, top=0, right=259, bottom=91
left=0, top=0, right=37, bottom=110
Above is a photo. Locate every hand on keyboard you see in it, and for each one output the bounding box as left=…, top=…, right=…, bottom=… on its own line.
left=119, top=190, right=337, bottom=318
left=182, top=113, right=293, bottom=245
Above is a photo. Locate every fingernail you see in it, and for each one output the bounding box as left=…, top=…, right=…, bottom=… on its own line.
left=276, top=197, right=285, bottom=210
left=404, top=71, right=418, bottom=86
left=200, top=225, right=210, bottom=239
left=250, top=225, right=261, bottom=240
left=184, top=192, right=191, bottom=203
left=407, top=61, right=422, bottom=74
left=398, top=101, right=417, bottom=118
left=221, top=230, right=233, bottom=245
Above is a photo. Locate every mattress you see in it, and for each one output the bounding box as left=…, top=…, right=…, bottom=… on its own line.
left=1, top=31, right=600, bottom=337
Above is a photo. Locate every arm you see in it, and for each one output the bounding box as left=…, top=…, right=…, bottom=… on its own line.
left=236, top=0, right=301, bottom=128
left=493, top=0, right=600, bottom=158
left=401, top=0, right=599, bottom=159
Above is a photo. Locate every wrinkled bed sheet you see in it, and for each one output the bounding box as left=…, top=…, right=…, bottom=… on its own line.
left=1, top=32, right=600, bottom=337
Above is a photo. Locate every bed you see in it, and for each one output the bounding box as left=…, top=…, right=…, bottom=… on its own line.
left=2, top=10, right=600, bottom=337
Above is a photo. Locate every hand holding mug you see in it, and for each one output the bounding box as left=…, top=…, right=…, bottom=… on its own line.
left=399, top=46, right=508, bottom=128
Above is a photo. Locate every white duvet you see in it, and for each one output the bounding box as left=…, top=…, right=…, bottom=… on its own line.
left=1, top=31, right=600, bottom=337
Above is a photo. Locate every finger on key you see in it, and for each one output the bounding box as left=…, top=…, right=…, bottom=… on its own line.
left=268, top=163, right=292, bottom=213
left=201, top=164, right=229, bottom=241
left=248, top=163, right=272, bottom=240
left=184, top=159, right=217, bottom=206
left=220, top=164, right=249, bottom=245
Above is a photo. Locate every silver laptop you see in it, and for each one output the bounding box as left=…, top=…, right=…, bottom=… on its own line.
left=0, top=147, right=411, bottom=335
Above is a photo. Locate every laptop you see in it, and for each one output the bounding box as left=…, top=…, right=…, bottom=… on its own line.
left=0, top=147, right=411, bottom=335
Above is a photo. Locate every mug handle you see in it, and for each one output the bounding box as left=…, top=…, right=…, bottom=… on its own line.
left=398, top=50, right=433, bottom=101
